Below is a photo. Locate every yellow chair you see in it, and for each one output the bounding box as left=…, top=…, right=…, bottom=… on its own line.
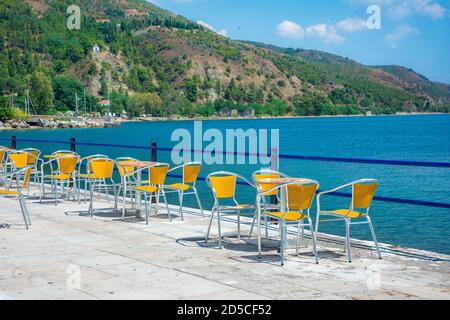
left=0, top=167, right=32, bottom=229
left=9, top=151, right=29, bottom=169
left=76, top=154, right=108, bottom=203
left=205, top=172, right=257, bottom=248
left=0, top=147, right=8, bottom=175
left=315, top=179, right=381, bottom=263
left=40, top=155, right=80, bottom=205
left=129, top=163, right=172, bottom=224
left=251, top=170, right=289, bottom=238
left=7, top=150, right=39, bottom=191
left=21, top=148, right=42, bottom=190
left=116, top=157, right=139, bottom=209
left=164, top=162, right=204, bottom=218
left=257, top=179, right=320, bottom=265
left=87, top=158, right=119, bottom=216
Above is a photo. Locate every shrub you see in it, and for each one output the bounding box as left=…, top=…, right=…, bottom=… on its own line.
left=0, top=107, right=13, bottom=120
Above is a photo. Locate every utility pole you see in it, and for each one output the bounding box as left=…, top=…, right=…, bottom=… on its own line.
left=75, top=92, right=80, bottom=115
left=83, top=89, right=86, bottom=116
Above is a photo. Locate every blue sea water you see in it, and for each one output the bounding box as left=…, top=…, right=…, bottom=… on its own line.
left=1, top=114, right=449, bottom=254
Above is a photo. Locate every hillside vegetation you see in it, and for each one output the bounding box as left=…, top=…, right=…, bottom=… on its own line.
left=0, top=0, right=449, bottom=119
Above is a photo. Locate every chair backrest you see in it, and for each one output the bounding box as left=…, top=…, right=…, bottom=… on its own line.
left=183, top=163, right=201, bottom=184
left=207, top=171, right=254, bottom=200
left=57, top=156, right=79, bottom=174
left=259, top=179, right=319, bottom=213
left=252, top=170, right=289, bottom=196
left=89, top=158, right=115, bottom=179
left=116, top=157, right=138, bottom=177
left=22, top=168, right=32, bottom=189
left=53, top=150, right=77, bottom=156
left=352, top=180, right=378, bottom=209
left=254, top=173, right=280, bottom=196
left=0, top=149, right=5, bottom=164
left=286, top=183, right=319, bottom=211
left=9, top=152, right=29, bottom=169
left=22, top=149, right=41, bottom=165
left=149, top=164, right=170, bottom=185
left=84, top=154, right=108, bottom=173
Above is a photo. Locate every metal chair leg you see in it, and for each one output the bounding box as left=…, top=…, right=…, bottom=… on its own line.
left=205, top=205, right=216, bottom=242
left=237, top=210, right=241, bottom=241
left=161, top=190, right=172, bottom=222
left=193, top=188, right=204, bottom=217
left=368, top=217, right=382, bottom=259
left=217, top=207, right=222, bottom=249
left=249, top=214, right=256, bottom=239
left=280, top=220, right=285, bottom=266
left=18, top=196, right=29, bottom=230
left=345, top=218, right=352, bottom=263
left=309, top=218, right=319, bottom=264
left=144, top=195, right=149, bottom=225
left=179, top=191, right=184, bottom=221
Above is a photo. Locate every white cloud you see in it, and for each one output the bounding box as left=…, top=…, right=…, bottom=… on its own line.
left=306, top=24, right=346, bottom=44
left=277, top=20, right=345, bottom=44
left=385, top=24, right=420, bottom=47
left=277, top=20, right=305, bottom=39
left=336, top=18, right=367, bottom=32
left=197, top=20, right=227, bottom=36
left=345, top=0, right=447, bottom=20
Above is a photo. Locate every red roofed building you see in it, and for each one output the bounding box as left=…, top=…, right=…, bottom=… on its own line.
left=99, top=99, right=110, bottom=106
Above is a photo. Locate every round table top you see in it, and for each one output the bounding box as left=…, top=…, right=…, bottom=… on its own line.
left=256, top=177, right=311, bottom=185
left=117, top=161, right=158, bottom=168
left=43, top=154, right=77, bottom=159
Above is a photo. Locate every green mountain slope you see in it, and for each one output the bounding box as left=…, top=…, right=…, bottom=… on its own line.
left=0, top=0, right=448, bottom=119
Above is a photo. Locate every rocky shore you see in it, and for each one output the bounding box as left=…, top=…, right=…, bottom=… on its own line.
left=0, top=118, right=104, bottom=130
left=36, top=118, right=103, bottom=129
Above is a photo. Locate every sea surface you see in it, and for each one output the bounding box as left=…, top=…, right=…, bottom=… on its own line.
left=1, top=114, right=449, bottom=254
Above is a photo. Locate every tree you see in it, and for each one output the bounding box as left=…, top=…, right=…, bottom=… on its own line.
left=26, top=72, right=53, bottom=114
left=184, top=75, right=201, bottom=102
left=52, top=75, right=84, bottom=112
left=128, top=93, right=162, bottom=118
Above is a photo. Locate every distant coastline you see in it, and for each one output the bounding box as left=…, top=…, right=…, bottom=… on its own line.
left=0, top=112, right=447, bottom=131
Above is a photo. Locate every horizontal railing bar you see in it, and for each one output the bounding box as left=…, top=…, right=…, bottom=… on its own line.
left=167, top=174, right=450, bottom=209
left=8, top=138, right=69, bottom=144
left=75, top=141, right=149, bottom=150
left=158, top=147, right=269, bottom=159
left=4, top=137, right=450, bottom=168
left=277, top=154, right=450, bottom=168
left=159, top=146, right=450, bottom=168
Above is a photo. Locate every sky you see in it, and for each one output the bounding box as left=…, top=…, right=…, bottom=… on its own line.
left=148, top=0, right=450, bottom=84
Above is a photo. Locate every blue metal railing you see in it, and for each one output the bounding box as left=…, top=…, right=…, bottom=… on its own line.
left=1, top=136, right=449, bottom=209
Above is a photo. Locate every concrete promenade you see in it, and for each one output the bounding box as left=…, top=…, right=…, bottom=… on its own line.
left=1, top=190, right=449, bottom=300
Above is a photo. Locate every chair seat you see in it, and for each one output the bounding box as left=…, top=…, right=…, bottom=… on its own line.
left=130, top=185, right=159, bottom=193
left=264, top=211, right=307, bottom=221
left=165, top=183, right=192, bottom=191
left=78, top=173, right=102, bottom=179
left=0, top=189, right=18, bottom=196
left=324, top=209, right=366, bottom=219
left=45, top=174, right=72, bottom=180
left=221, top=204, right=254, bottom=211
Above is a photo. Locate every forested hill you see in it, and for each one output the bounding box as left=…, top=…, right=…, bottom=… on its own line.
left=0, top=0, right=449, bottom=119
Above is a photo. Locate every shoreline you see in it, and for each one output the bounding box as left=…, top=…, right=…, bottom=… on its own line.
left=0, top=112, right=447, bottom=131
left=135, top=112, right=447, bottom=123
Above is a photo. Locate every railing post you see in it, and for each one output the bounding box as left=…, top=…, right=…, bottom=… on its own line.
left=11, top=136, right=17, bottom=149
left=70, top=138, right=76, bottom=152
left=151, top=142, right=157, bottom=162
left=270, top=146, right=279, bottom=205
